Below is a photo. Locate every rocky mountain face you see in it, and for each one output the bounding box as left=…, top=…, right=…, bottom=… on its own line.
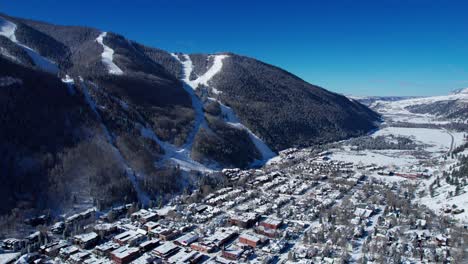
left=0, top=13, right=380, bottom=215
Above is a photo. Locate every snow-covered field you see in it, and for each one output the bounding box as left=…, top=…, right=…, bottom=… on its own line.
left=373, top=127, right=457, bottom=153
left=330, top=149, right=418, bottom=167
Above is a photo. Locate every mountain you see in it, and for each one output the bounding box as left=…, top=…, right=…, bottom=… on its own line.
left=372, top=89, right=468, bottom=121
left=348, top=95, right=420, bottom=106
left=0, top=13, right=380, bottom=215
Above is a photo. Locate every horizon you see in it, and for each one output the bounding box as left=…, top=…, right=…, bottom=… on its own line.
left=3, top=0, right=468, bottom=96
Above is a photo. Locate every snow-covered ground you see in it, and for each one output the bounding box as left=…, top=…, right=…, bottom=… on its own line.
left=418, top=178, right=468, bottom=223
left=330, top=149, right=418, bottom=167
left=96, top=32, right=124, bottom=75
left=373, top=127, right=459, bottom=154
left=0, top=16, right=59, bottom=75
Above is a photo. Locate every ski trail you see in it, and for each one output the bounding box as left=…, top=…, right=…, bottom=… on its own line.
left=171, top=53, right=276, bottom=165
left=0, top=16, right=59, bottom=75
left=216, top=99, right=276, bottom=164
left=96, top=32, right=124, bottom=75
left=171, top=54, right=212, bottom=151
left=79, top=78, right=150, bottom=205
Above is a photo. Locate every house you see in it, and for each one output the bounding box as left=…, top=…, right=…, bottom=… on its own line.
left=114, top=230, right=146, bottom=246
left=175, top=233, right=199, bottom=247
left=59, top=245, right=80, bottom=260
left=131, top=209, right=159, bottom=224
left=2, top=238, right=25, bottom=251
left=259, top=218, right=282, bottom=230
left=153, top=242, right=180, bottom=259
left=167, top=249, right=202, bottom=263
left=229, top=213, right=258, bottom=228
left=222, top=245, right=244, bottom=260
left=111, top=246, right=140, bottom=264
left=139, top=239, right=160, bottom=253
left=158, top=228, right=180, bottom=241
left=204, top=229, right=238, bottom=248
left=143, top=221, right=158, bottom=232
left=94, top=223, right=118, bottom=237
left=94, top=241, right=120, bottom=257
left=239, top=233, right=262, bottom=248
left=73, top=232, right=99, bottom=249
left=190, top=242, right=214, bottom=253
left=40, top=241, right=69, bottom=257
left=68, top=251, right=91, bottom=263
left=354, top=208, right=373, bottom=219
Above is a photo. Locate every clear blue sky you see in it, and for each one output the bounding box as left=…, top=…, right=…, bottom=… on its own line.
left=3, top=0, right=468, bottom=96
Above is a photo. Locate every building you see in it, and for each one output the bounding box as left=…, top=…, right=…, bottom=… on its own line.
left=110, top=246, right=140, bottom=264
left=190, top=242, right=214, bottom=253
left=73, top=232, right=99, bottom=249
left=153, top=242, right=180, bottom=259
left=114, top=230, right=146, bottom=246
left=139, top=239, right=160, bottom=253
left=175, top=233, right=199, bottom=247
left=131, top=209, right=159, bottom=224
left=94, top=241, right=120, bottom=257
left=203, top=229, right=238, bottom=248
left=239, top=233, right=262, bottom=248
left=229, top=213, right=258, bottom=228
left=167, top=249, right=202, bottom=263
left=222, top=245, right=244, bottom=260
left=259, top=218, right=282, bottom=230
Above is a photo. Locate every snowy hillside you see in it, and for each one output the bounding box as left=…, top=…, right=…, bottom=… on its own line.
left=373, top=90, right=468, bottom=122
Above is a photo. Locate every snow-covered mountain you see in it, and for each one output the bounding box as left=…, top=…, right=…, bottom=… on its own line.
left=0, top=13, right=380, bottom=214
left=348, top=95, right=419, bottom=106
left=372, top=90, right=468, bottom=122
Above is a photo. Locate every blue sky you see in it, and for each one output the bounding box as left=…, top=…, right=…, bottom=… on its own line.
left=2, top=0, right=468, bottom=96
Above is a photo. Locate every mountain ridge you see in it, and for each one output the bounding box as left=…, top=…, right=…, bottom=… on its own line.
left=0, top=13, right=380, bottom=215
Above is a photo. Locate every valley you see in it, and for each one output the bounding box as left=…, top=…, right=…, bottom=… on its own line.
left=0, top=10, right=467, bottom=264
left=1, top=89, right=467, bottom=263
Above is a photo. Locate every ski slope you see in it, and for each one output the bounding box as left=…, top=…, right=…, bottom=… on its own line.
left=0, top=16, right=59, bottom=75
left=172, top=53, right=276, bottom=165
left=96, top=32, right=124, bottom=75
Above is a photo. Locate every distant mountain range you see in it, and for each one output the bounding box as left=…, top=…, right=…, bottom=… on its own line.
left=348, top=95, right=421, bottom=106
left=0, top=13, right=379, bottom=214
left=368, top=89, right=468, bottom=121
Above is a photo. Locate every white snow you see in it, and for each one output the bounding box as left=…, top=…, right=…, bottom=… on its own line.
left=0, top=16, right=59, bottom=75
left=374, top=91, right=468, bottom=124
left=217, top=99, right=276, bottom=163
left=373, top=127, right=455, bottom=154
left=331, top=149, right=417, bottom=167
left=183, top=54, right=229, bottom=89
left=171, top=54, right=213, bottom=151
left=0, top=252, right=20, bottom=263
left=0, top=16, right=17, bottom=42
left=61, top=75, right=76, bottom=95
left=418, top=179, right=468, bottom=224
left=19, top=44, right=59, bottom=74
left=96, top=32, right=124, bottom=75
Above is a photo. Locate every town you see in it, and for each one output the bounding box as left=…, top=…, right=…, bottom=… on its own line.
left=1, top=141, right=466, bottom=263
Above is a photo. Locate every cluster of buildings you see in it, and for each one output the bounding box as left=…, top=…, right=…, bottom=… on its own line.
left=1, top=147, right=466, bottom=263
